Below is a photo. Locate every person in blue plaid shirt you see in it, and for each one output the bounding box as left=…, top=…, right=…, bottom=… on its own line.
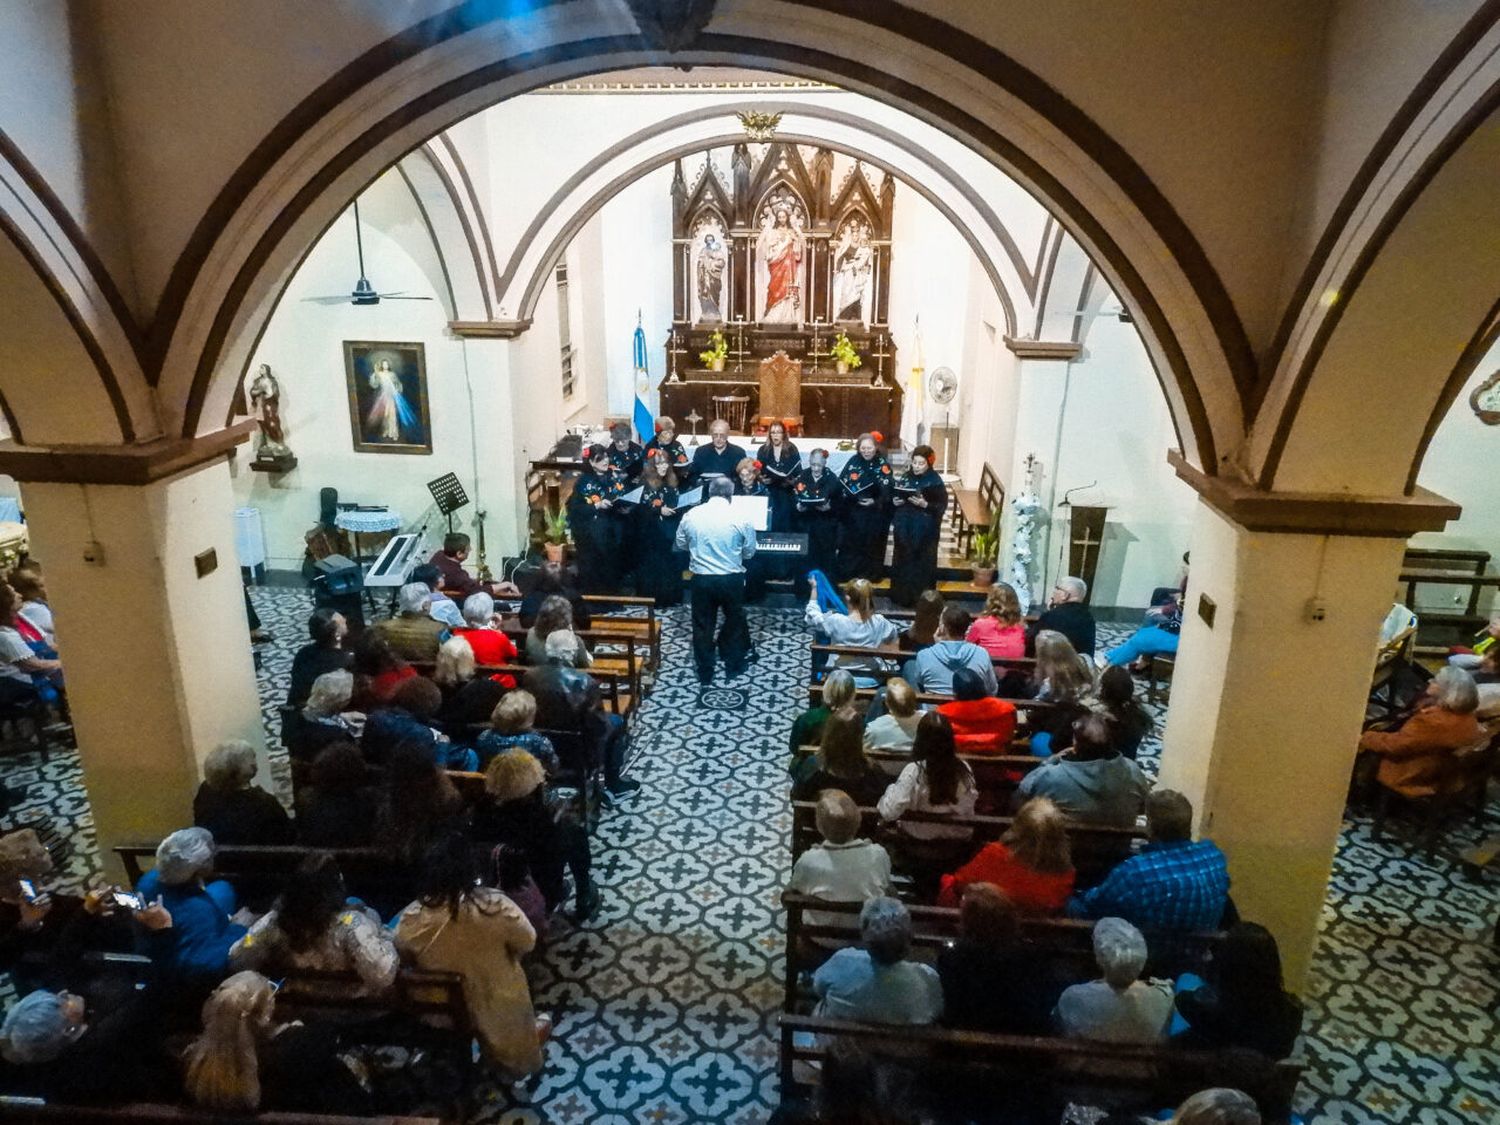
left=1067, top=789, right=1230, bottom=931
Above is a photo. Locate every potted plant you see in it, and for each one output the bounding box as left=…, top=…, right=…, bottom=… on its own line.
left=541, top=506, right=569, bottom=564
left=969, top=511, right=1001, bottom=587
left=831, top=332, right=862, bottom=375
left=699, top=330, right=728, bottom=372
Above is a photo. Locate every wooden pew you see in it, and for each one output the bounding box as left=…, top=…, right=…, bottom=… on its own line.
left=1397, top=568, right=1500, bottom=633
left=791, top=744, right=1041, bottom=791
left=581, top=594, right=661, bottom=671
left=789, top=802, right=1142, bottom=886
left=412, top=659, right=637, bottom=719
left=808, top=642, right=1034, bottom=683
left=949, top=462, right=1005, bottom=559
left=116, top=844, right=402, bottom=915
left=804, top=681, right=1054, bottom=720
left=777, top=1014, right=1303, bottom=1125
left=0, top=1106, right=440, bottom=1124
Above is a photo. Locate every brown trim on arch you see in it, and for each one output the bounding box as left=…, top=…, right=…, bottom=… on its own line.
left=1071, top=263, right=1098, bottom=345
left=1405, top=295, right=1500, bottom=494
left=449, top=318, right=531, bottom=338
left=0, top=212, right=135, bottom=444
left=1257, top=76, right=1500, bottom=490
left=176, top=26, right=1221, bottom=469
left=1004, top=337, right=1081, bottom=361
left=1256, top=0, right=1500, bottom=419
left=0, top=421, right=254, bottom=486
left=434, top=134, right=504, bottom=300
left=410, top=145, right=492, bottom=319
left=0, top=128, right=149, bottom=376
left=393, top=161, right=459, bottom=317
left=1169, top=450, right=1459, bottom=537
left=1030, top=224, right=1066, bottom=339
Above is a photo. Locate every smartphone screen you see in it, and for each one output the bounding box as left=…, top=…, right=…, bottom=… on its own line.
left=16, top=879, right=37, bottom=903
left=111, top=889, right=144, bottom=911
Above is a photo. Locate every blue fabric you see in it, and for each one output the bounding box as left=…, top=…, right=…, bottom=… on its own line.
left=1168, top=971, right=1205, bottom=1037
left=1030, top=731, right=1052, bottom=758
left=809, top=569, right=847, bottom=616
left=135, top=871, right=246, bottom=981
left=1105, top=625, right=1181, bottom=666
left=1068, top=839, right=1230, bottom=931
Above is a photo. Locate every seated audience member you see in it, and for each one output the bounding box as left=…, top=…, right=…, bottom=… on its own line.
left=371, top=581, right=449, bottom=663
left=9, top=568, right=55, bottom=650
left=454, top=591, right=518, bottom=666
left=136, top=827, right=248, bottom=985
left=877, top=712, right=978, bottom=842
left=1102, top=593, right=1183, bottom=669
left=1056, top=916, right=1173, bottom=1043
left=1173, top=922, right=1303, bottom=1059
left=812, top=896, right=942, bottom=1025
left=966, top=582, right=1026, bottom=660
left=1026, top=575, right=1096, bottom=657
left=1014, top=713, right=1151, bottom=828
left=901, top=589, right=945, bottom=653
left=791, top=707, right=889, bottom=807
left=1169, top=1087, right=1263, bottom=1125
left=428, top=531, right=520, bottom=601
left=432, top=635, right=507, bottom=731
left=0, top=582, right=58, bottom=708
left=0, top=982, right=177, bottom=1105
left=193, top=739, right=292, bottom=846
left=912, top=604, right=998, bottom=696
left=523, top=629, right=638, bottom=796
left=1357, top=665, right=1483, bottom=798
left=525, top=594, right=592, bottom=668
left=937, top=883, right=1055, bottom=1034
left=1475, top=646, right=1500, bottom=719
left=472, top=749, right=595, bottom=922
left=492, top=843, right=548, bottom=943
left=363, top=675, right=476, bottom=771
left=182, top=970, right=373, bottom=1115
left=286, top=608, right=351, bottom=709
left=785, top=790, right=892, bottom=936
left=937, top=666, right=1017, bottom=753
left=475, top=690, right=560, bottom=773
left=1092, top=664, right=1154, bottom=759
left=369, top=744, right=467, bottom=918
left=938, top=797, right=1075, bottom=914
left=348, top=629, right=416, bottom=709
left=1025, top=629, right=1095, bottom=755
left=394, top=833, right=550, bottom=1078
left=287, top=669, right=363, bottom=761
left=805, top=578, right=900, bottom=684
left=518, top=561, right=592, bottom=631
left=409, top=562, right=464, bottom=630
left=789, top=669, right=856, bottom=757
left=1449, top=612, right=1499, bottom=672
left=294, top=742, right=378, bottom=849
left=230, top=852, right=397, bottom=994
left=863, top=676, right=921, bottom=764
left=1069, top=790, right=1230, bottom=931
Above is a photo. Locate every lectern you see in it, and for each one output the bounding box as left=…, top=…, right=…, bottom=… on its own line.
left=1066, top=504, right=1110, bottom=603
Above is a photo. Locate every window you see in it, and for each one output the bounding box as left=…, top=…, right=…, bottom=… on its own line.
left=556, top=262, right=574, bottom=400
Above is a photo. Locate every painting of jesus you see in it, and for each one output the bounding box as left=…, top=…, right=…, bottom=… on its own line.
left=344, top=340, right=432, bottom=454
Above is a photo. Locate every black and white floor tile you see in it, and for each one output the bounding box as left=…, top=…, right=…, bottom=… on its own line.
left=2, top=589, right=1497, bottom=1123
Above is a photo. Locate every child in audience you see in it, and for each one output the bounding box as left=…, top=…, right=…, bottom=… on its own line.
left=785, top=790, right=892, bottom=941
left=475, top=690, right=559, bottom=773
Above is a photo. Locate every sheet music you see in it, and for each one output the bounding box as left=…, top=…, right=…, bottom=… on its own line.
left=618, top=486, right=644, bottom=505
left=729, top=495, right=770, bottom=531
left=676, top=486, right=704, bottom=507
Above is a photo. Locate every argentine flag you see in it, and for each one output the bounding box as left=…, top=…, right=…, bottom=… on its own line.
left=632, top=311, right=655, bottom=442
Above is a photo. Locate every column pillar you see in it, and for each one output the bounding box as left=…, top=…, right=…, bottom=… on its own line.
left=1158, top=461, right=1460, bottom=986
left=2, top=432, right=265, bottom=876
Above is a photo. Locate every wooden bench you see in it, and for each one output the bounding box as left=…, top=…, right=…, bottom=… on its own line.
left=582, top=594, right=661, bottom=671
left=950, top=462, right=1004, bottom=559
left=1397, top=568, right=1500, bottom=634
left=809, top=642, right=1034, bottom=683
left=804, top=681, right=1055, bottom=721
left=791, top=744, right=1041, bottom=790
left=0, top=1106, right=440, bottom=1124
left=777, top=1014, right=1303, bottom=1124
left=413, top=659, right=637, bottom=719
left=116, top=844, right=404, bottom=915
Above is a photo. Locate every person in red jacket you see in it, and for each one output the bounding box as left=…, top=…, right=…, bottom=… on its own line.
left=937, top=667, right=1016, bottom=753
left=452, top=592, right=518, bottom=668
left=1358, top=665, right=1484, bottom=798
left=937, top=796, right=1075, bottom=914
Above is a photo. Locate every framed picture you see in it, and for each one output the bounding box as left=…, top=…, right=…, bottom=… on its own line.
left=343, top=340, right=432, bottom=454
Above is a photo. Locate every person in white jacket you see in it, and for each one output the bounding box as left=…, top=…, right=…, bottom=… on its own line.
left=877, top=712, right=977, bottom=842
left=805, top=578, right=899, bottom=686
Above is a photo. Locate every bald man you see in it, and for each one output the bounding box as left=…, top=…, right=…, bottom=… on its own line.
left=689, top=419, right=747, bottom=483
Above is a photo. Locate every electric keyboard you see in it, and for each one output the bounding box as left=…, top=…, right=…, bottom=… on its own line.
left=364, top=531, right=427, bottom=587
left=755, top=531, right=808, bottom=556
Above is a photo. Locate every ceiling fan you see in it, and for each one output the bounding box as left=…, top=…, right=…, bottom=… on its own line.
left=302, top=200, right=433, bottom=306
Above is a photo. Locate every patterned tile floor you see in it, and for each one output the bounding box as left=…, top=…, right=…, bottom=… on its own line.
left=2, top=586, right=1497, bottom=1123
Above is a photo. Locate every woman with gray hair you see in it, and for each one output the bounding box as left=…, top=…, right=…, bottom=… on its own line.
left=1358, top=664, right=1483, bottom=799
left=193, top=740, right=292, bottom=846
left=453, top=591, right=518, bottom=666
left=135, top=827, right=248, bottom=984
left=1054, top=916, right=1173, bottom=1043
left=1169, top=1088, right=1262, bottom=1125
left=286, top=669, right=363, bottom=761
left=811, top=895, right=942, bottom=1025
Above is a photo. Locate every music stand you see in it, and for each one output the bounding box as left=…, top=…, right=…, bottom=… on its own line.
left=427, top=473, right=470, bottom=533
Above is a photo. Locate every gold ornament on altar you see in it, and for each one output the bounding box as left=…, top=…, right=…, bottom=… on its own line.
left=736, top=110, right=782, bottom=142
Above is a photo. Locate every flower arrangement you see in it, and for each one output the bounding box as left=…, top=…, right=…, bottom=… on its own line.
left=830, top=332, right=862, bottom=370
left=699, top=331, right=728, bottom=368
left=1009, top=454, right=1043, bottom=613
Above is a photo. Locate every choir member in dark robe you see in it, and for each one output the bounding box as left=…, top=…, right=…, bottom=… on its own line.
left=735, top=458, right=771, bottom=603
left=606, top=421, right=645, bottom=478
left=689, top=418, right=747, bottom=482
left=889, top=444, right=950, bottom=606
left=644, top=416, right=691, bottom=484
left=836, top=432, right=894, bottom=581
left=566, top=444, right=629, bottom=592
left=631, top=451, right=686, bottom=606
left=756, top=420, right=802, bottom=532
left=793, top=448, right=840, bottom=598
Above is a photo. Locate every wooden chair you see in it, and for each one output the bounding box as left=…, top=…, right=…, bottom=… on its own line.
left=711, top=394, right=750, bottom=434
left=1146, top=652, right=1175, bottom=705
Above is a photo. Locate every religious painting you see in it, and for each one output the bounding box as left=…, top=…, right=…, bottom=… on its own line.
left=691, top=212, right=728, bottom=323
left=831, top=214, right=875, bottom=324
left=343, top=340, right=432, bottom=454
left=755, top=186, right=807, bottom=325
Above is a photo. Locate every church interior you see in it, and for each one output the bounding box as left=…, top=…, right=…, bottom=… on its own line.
left=0, top=2, right=1497, bottom=1122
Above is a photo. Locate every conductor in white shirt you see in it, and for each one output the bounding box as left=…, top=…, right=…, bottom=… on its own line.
left=674, top=477, right=757, bottom=684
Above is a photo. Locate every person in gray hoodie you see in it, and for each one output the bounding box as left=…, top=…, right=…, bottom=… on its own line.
left=1013, top=714, right=1150, bottom=828
left=911, top=605, right=998, bottom=697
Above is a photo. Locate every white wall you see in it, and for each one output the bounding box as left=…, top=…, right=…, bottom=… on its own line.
left=597, top=167, right=676, bottom=422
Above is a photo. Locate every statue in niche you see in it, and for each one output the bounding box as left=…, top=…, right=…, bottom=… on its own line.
left=695, top=230, right=727, bottom=321
left=248, top=363, right=295, bottom=467
left=831, top=217, right=874, bottom=323
left=757, top=194, right=806, bottom=324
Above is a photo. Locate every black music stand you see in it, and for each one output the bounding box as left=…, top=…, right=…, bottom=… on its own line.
left=427, top=473, right=470, bottom=533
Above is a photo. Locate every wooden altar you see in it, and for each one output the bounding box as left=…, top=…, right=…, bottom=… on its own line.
left=659, top=138, right=903, bottom=437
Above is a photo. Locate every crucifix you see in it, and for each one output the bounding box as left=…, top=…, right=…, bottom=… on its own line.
left=667, top=329, right=688, bottom=382
left=684, top=408, right=704, bottom=437
left=870, top=332, right=892, bottom=387
left=807, top=317, right=831, bottom=373
left=728, top=317, right=750, bottom=373
left=1064, top=502, right=1111, bottom=602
